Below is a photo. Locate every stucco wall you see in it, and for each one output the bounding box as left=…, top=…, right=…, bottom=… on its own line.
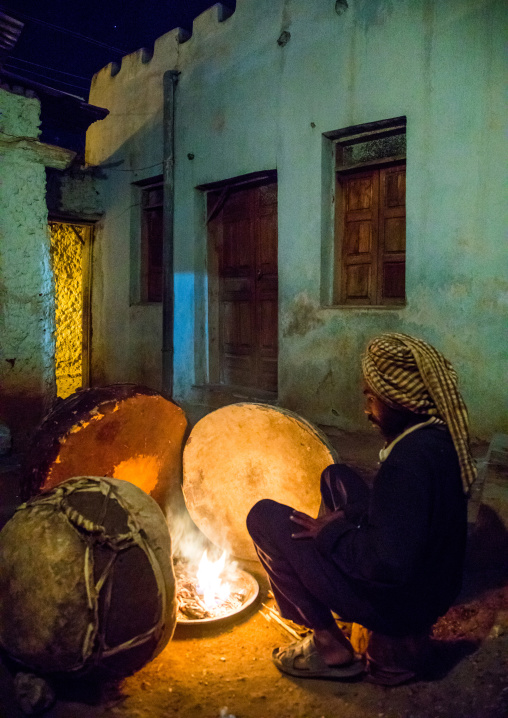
left=87, top=38, right=183, bottom=389
left=0, top=88, right=55, bottom=443
left=46, top=164, right=103, bottom=221
left=87, top=0, right=507, bottom=439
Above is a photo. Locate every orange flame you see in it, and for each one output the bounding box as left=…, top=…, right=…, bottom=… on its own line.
left=196, top=550, right=231, bottom=609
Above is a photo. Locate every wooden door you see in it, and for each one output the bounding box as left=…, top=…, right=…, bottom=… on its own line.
left=339, top=169, right=379, bottom=305
left=208, top=181, right=278, bottom=393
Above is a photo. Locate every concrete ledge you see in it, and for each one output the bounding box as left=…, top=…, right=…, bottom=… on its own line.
left=0, top=136, right=76, bottom=169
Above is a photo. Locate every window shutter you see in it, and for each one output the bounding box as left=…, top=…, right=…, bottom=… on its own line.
left=378, top=164, right=406, bottom=304
left=339, top=170, right=379, bottom=304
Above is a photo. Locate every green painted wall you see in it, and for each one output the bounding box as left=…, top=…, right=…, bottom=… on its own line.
left=87, top=0, right=507, bottom=439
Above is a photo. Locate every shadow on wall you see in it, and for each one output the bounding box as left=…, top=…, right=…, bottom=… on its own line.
left=462, top=503, right=508, bottom=601
left=87, top=111, right=203, bottom=274
left=0, top=391, right=47, bottom=454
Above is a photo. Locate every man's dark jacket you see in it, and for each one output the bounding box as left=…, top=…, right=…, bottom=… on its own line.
left=315, top=425, right=468, bottom=635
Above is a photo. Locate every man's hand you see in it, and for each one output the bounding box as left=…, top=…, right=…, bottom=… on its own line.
left=290, top=509, right=345, bottom=539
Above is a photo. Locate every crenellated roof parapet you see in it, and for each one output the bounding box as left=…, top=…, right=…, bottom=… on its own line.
left=90, top=2, right=236, bottom=89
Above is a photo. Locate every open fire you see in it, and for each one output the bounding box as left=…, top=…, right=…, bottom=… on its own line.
left=174, top=549, right=258, bottom=623
left=168, top=505, right=259, bottom=625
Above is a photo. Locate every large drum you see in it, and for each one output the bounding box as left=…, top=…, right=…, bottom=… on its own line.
left=0, top=477, right=176, bottom=678
left=22, top=384, right=188, bottom=509
left=183, top=403, right=337, bottom=560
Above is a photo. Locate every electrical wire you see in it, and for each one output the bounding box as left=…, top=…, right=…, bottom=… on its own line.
left=7, top=56, right=93, bottom=81
left=3, top=64, right=88, bottom=93
left=4, top=62, right=89, bottom=89
left=107, top=161, right=163, bottom=173
left=2, top=6, right=128, bottom=54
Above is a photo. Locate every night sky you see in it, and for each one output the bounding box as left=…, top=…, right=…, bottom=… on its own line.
left=2, top=1, right=236, bottom=98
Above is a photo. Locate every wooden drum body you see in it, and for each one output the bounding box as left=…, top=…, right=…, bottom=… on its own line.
left=22, top=385, right=188, bottom=509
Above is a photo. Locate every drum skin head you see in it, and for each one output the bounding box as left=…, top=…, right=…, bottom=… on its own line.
left=182, top=403, right=337, bottom=560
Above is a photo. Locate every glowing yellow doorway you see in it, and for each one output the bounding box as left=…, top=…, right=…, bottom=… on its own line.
left=49, top=222, right=92, bottom=399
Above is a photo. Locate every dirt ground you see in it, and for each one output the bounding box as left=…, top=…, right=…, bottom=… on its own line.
left=1, top=429, right=507, bottom=718
left=1, top=569, right=507, bottom=718
left=1, top=505, right=507, bottom=718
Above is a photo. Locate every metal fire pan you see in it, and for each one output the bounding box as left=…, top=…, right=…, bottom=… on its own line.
left=176, top=569, right=259, bottom=626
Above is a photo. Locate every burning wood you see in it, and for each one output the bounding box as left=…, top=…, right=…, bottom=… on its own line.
left=260, top=602, right=307, bottom=640
left=259, top=596, right=370, bottom=655
left=174, top=552, right=256, bottom=623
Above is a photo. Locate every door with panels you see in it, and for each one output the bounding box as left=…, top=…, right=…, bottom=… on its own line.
left=207, top=180, right=278, bottom=394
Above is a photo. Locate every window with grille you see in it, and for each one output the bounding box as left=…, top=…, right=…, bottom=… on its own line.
left=332, top=119, right=406, bottom=306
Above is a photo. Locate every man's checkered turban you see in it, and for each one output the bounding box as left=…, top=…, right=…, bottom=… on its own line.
left=362, top=333, right=476, bottom=494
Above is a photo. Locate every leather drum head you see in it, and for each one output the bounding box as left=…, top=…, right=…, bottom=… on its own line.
left=182, top=403, right=337, bottom=560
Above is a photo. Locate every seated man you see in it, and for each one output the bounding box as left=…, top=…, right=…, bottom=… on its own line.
left=247, top=333, right=475, bottom=684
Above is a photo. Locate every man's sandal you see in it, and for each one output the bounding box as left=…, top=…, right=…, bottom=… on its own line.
left=272, top=634, right=365, bottom=679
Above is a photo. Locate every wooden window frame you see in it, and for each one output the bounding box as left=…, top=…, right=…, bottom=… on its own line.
left=140, top=181, right=164, bottom=303
left=331, top=120, right=407, bottom=307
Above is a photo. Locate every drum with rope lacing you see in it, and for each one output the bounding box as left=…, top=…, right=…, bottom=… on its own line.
left=0, top=476, right=176, bottom=678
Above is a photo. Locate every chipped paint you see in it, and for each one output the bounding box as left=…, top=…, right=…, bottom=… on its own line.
left=282, top=293, right=324, bottom=337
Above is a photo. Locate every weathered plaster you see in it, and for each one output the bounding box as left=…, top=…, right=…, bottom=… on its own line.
left=0, top=87, right=40, bottom=136
left=46, top=165, right=104, bottom=221
left=0, top=136, right=74, bottom=169
left=87, top=0, right=507, bottom=439
left=282, top=293, right=324, bottom=338
left=0, top=88, right=55, bottom=442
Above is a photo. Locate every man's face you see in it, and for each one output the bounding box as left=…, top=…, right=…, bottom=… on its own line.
left=363, top=385, right=392, bottom=433
left=363, top=383, right=412, bottom=441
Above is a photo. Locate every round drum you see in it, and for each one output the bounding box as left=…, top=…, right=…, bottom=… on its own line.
left=22, top=384, right=188, bottom=509
left=182, top=403, right=337, bottom=560
left=0, top=477, right=176, bottom=678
